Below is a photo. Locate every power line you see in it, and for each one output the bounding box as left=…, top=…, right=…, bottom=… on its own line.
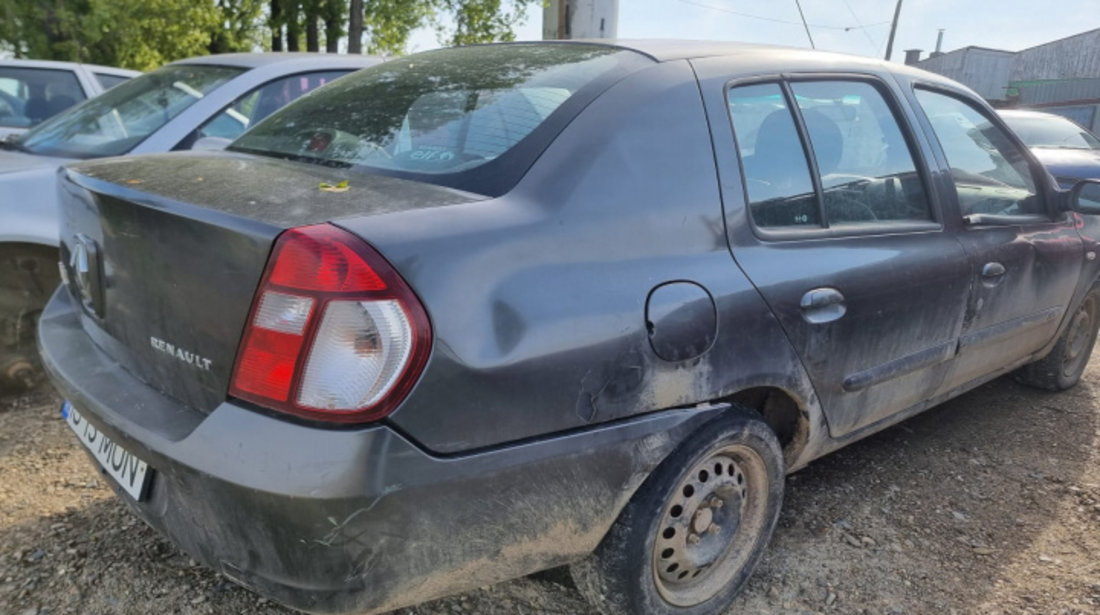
left=840, top=0, right=882, bottom=55
left=794, top=0, right=815, bottom=49
left=676, top=0, right=890, bottom=32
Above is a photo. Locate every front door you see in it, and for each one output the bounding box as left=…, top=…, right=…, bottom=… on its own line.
left=705, top=71, right=971, bottom=438
left=911, top=88, right=1084, bottom=391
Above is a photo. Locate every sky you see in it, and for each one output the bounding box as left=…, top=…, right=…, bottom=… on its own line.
left=408, top=0, right=1100, bottom=62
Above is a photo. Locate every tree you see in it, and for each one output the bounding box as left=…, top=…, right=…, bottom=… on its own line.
left=344, top=0, right=533, bottom=56
left=346, top=0, right=363, bottom=53
left=435, top=0, right=531, bottom=46
left=0, top=0, right=222, bottom=70
left=81, top=0, right=221, bottom=70
left=283, top=0, right=301, bottom=50
left=209, top=0, right=266, bottom=54
left=303, top=0, right=321, bottom=52
left=321, top=0, right=346, bottom=53
left=360, top=0, right=432, bottom=56
left=270, top=0, right=283, bottom=50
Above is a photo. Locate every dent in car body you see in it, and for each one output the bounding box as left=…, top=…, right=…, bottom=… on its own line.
left=347, top=60, right=824, bottom=458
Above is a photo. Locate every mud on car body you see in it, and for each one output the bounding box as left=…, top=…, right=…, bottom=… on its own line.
left=39, top=41, right=1100, bottom=614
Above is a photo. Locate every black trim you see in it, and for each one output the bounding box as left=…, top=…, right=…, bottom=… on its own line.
left=842, top=340, right=955, bottom=392
left=957, top=306, right=1062, bottom=350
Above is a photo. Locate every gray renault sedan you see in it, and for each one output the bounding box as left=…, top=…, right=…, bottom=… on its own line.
left=0, top=53, right=378, bottom=391
left=40, top=41, right=1100, bottom=614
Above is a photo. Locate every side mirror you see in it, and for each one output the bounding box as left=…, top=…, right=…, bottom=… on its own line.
left=191, top=136, right=232, bottom=152
left=1070, top=179, right=1100, bottom=215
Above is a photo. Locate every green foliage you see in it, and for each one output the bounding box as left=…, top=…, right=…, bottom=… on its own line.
left=0, top=0, right=538, bottom=70
left=361, top=0, right=433, bottom=55
left=209, top=0, right=267, bottom=54
left=434, top=0, right=532, bottom=47
left=81, top=0, right=222, bottom=70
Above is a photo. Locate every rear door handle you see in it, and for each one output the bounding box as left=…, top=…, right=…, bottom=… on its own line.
left=800, top=287, right=846, bottom=324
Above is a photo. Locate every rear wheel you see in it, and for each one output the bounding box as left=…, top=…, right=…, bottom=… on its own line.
left=571, top=408, right=784, bottom=615
left=0, top=244, right=60, bottom=393
left=1013, top=286, right=1100, bottom=391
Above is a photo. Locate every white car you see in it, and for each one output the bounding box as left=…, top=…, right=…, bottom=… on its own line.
left=0, top=59, right=139, bottom=139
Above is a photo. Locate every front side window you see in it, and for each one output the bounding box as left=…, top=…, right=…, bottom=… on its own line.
left=232, top=45, right=646, bottom=183
left=915, top=89, right=1041, bottom=217
left=727, top=82, right=819, bottom=228
left=19, top=64, right=244, bottom=159
left=0, top=67, right=85, bottom=129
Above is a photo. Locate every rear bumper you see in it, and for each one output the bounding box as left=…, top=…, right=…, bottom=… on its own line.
left=38, top=288, right=720, bottom=614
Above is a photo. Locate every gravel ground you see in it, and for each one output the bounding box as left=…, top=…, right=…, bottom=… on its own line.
left=1, top=359, right=1098, bottom=615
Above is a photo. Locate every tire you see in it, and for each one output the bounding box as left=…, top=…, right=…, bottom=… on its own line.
left=0, top=243, right=60, bottom=393
left=1013, top=286, right=1100, bottom=391
left=570, top=407, right=784, bottom=615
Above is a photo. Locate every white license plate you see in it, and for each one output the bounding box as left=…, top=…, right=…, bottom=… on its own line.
left=62, top=401, right=151, bottom=500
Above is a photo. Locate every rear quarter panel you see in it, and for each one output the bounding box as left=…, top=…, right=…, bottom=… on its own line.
left=341, top=60, right=821, bottom=458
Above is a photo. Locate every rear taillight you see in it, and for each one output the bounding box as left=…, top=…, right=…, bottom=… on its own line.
left=229, top=224, right=431, bottom=423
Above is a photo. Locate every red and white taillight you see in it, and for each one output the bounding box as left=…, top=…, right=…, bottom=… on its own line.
left=229, top=224, right=431, bottom=423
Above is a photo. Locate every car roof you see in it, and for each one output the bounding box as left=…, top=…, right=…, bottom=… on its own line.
left=168, top=52, right=380, bottom=70
left=480, top=39, right=971, bottom=91
left=0, top=58, right=140, bottom=76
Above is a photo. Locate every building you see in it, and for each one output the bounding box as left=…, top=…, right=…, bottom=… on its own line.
left=912, top=29, right=1100, bottom=132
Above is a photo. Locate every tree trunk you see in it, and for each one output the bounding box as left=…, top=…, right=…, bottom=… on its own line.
left=306, top=17, right=319, bottom=51
left=324, top=20, right=340, bottom=52
left=285, top=0, right=301, bottom=51
left=271, top=0, right=283, bottom=51
left=347, top=0, right=362, bottom=53
left=322, top=0, right=343, bottom=52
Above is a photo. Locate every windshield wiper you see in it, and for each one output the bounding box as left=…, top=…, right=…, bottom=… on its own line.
left=0, top=134, right=29, bottom=153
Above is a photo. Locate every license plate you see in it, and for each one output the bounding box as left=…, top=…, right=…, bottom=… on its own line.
left=62, top=401, right=152, bottom=501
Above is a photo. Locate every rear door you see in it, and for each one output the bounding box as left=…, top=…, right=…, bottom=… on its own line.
left=695, top=62, right=971, bottom=438
left=909, top=86, right=1083, bottom=391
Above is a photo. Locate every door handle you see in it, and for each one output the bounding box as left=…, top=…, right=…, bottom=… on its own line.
left=800, top=287, right=846, bottom=324
left=981, top=262, right=1006, bottom=279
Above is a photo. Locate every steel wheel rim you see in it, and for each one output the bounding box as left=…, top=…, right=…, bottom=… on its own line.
left=651, top=444, right=770, bottom=606
left=1062, top=297, right=1097, bottom=378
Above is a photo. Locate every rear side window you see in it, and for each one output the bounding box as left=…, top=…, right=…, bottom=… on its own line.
left=728, top=79, right=932, bottom=230
left=0, top=67, right=85, bottom=128
left=181, top=71, right=349, bottom=147
left=915, top=89, right=1041, bottom=217
left=727, top=83, right=819, bottom=228
left=790, top=81, right=931, bottom=225
left=94, top=73, right=130, bottom=91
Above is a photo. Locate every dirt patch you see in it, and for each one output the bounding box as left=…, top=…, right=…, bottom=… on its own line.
left=1, top=359, right=1098, bottom=615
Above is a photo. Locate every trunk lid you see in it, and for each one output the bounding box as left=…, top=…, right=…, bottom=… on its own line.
left=58, top=151, right=480, bottom=412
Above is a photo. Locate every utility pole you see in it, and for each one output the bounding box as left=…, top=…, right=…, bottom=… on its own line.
left=884, top=0, right=903, bottom=61
left=793, top=0, right=815, bottom=49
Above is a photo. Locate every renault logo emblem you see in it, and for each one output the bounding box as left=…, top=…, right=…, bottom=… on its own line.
left=69, top=234, right=100, bottom=316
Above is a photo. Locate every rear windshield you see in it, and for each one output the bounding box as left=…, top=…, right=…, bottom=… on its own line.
left=19, top=64, right=243, bottom=159
left=231, top=44, right=650, bottom=195
left=1002, top=113, right=1100, bottom=150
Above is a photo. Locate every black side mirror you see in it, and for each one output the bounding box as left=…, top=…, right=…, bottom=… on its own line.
left=1070, top=179, right=1100, bottom=215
